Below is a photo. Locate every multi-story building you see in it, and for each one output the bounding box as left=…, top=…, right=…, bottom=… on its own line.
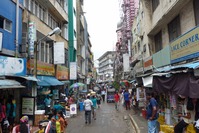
left=98, top=51, right=116, bottom=83
left=0, top=0, right=69, bottom=122
left=131, top=0, right=199, bottom=87
left=114, top=0, right=139, bottom=81
left=76, top=0, right=86, bottom=83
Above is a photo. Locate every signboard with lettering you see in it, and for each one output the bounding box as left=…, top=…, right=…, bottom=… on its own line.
left=171, top=26, right=199, bottom=63
left=28, top=22, right=36, bottom=58
left=69, top=62, right=77, bottom=80
left=27, top=59, right=55, bottom=75
left=56, top=65, right=69, bottom=80
left=0, top=55, right=26, bottom=76
left=22, top=97, right=35, bottom=115
left=54, top=42, right=65, bottom=64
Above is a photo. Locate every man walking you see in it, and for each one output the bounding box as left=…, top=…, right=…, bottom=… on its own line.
left=146, top=92, right=159, bottom=133
left=83, top=95, right=93, bottom=124
left=123, top=89, right=130, bottom=110
left=101, top=89, right=106, bottom=102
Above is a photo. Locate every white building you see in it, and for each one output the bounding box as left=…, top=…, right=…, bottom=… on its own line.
left=97, top=51, right=116, bottom=83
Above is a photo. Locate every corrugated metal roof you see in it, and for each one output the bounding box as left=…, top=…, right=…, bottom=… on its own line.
left=0, top=79, right=25, bottom=89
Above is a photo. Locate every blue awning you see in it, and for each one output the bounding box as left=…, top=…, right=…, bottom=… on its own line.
left=156, top=61, right=199, bottom=72
left=37, top=76, right=64, bottom=86
left=0, top=79, right=25, bottom=89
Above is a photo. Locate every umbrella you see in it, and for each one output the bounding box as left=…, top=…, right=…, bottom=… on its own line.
left=69, top=82, right=85, bottom=88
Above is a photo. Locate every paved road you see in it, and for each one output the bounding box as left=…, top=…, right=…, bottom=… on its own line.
left=67, top=102, right=135, bottom=133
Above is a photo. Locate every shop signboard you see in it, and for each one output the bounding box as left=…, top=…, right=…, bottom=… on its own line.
left=0, top=32, right=2, bottom=51
left=69, top=62, right=77, bottom=80
left=144, top=56, right=153, bottom=71
left=136, top=87, right=146, bottom=107
left=171, top=26, right=199, bottom=63
left=54, top=42, right=65, bottom=64
left=123, top=53, right=130, bottom=72
left=70, top=104, right=77, bottom=115
left=0, top=55, right=26, bottom=76
left=56, top=65, right=69, bottom=80
left=27, top=59, right=55, bottom=75
left=22, top=97, right=35, bottom=115
left=28, top=22, right=36, bottom=58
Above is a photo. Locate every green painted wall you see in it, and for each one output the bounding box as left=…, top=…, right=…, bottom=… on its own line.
left=68, top=0, right=76, bottom=62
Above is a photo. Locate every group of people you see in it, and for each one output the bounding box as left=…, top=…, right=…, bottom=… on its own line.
left=0, top=97, right=17, bottom=133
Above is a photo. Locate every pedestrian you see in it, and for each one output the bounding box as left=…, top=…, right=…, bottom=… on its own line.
left=12, top=115, right=30, bottom=133
left=101, top=89, right=106, bottom=102
left=114, top=91, right=120, bottom=111
left=83, top=95, right=93, bottom=124
left=146, top=92, right=159, bottom=133
left=91, top=95, right=97, bottom=120
left=57, top=110, right=67, bottom=133
left=96, top=94, right=102, bottom=108
left=174, top=97, right=196, bottom=133
left=123, top=89, right=130, bottom=110
left=44, top=95, right=52, bottom=115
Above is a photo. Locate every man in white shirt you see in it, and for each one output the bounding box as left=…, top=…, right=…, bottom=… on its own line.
left=83, top=95, right=93, bottom=124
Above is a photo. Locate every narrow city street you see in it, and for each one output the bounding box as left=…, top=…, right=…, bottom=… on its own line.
left=67, top=102, right=135, bottom=133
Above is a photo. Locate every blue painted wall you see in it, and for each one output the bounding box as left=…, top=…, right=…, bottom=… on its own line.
left=0, top=0, right=23, bottom=54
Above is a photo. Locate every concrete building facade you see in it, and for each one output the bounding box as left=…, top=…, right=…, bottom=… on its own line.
left=98, top=51, right=115, bottom=83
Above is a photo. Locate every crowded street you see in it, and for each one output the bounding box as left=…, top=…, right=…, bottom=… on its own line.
left=67, top=101, right=135, bottom=133
left=1, top=0, right=199, bottom=133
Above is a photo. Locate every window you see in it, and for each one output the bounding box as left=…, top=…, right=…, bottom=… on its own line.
left=194, top=0, right=199, bottom=26
left=38, top=42, right=50, bottom=63
left=0, top=16, right=12, bottom=32
left=30, top=0, right=34, bottom=12
left=5, top=19, right=12, bottom=32
left=168, top=15, right=181, bottom=42
left=63, top=49, right=69, bottom=67
left=35, top=2, right=39, bottom=17
left=24, top=0, right=29, bottom=9
left=154, top=31, right=162, bottom=52
left=152, top=0, right=159, bottom=12
left=0, top=17, right=3, bottom=28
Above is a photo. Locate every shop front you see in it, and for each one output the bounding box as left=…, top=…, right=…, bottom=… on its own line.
left=0, top=55, right=29, bottom=125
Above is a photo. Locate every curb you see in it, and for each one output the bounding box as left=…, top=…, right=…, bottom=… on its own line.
left=129, top=114, right=140, bottom=133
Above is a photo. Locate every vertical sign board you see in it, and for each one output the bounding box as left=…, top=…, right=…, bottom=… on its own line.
left=0, top=32, right=2, bottom=51
left=28, top=22, right=36, bottom=58
left=70, top=62, right=77, bottom=80
left=21, top=97, right=35, bottom=123
left=54, top=42, right=65, bottom=64
left=123, top=53, right=130, bottom=72
left=70, top=104, right=77, bottom=115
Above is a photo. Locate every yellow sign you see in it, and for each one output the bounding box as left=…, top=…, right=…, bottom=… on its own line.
left=171, top=26, right=199, bottom=63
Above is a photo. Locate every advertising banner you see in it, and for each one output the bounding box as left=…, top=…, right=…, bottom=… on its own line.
left=27, top=59, right=55, bottom=75
left=0, top=32, right=2, bottom=51
left=0, top=55, right=26, bottom=76
left=28, top=22, right=36, bottom=58
left=171, top=26, right=199, bottom=63
left=54, top=42, right=65, bottom=64
left=56, top=65, right=69, bottom=80
left=70, top=62, right=77, bottom=80
left=22, top=97, right=35, bottom=115
left=123, top=53, right=130, bottom=72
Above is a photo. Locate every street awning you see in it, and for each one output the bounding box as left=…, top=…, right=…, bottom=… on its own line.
left=0, top=79, right=25, bottom=89
left=20, top=76, right=38, bottom=81
left=37, top=76, right=64, bottom=86
left=155, top=61, right=199, bottom=72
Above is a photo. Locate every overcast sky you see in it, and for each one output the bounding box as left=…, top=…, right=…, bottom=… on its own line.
left=84, top=0, right=120, bottom=66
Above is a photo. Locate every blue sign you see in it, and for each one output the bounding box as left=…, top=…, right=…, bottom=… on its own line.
left=0, top=55, right=27, bottom=76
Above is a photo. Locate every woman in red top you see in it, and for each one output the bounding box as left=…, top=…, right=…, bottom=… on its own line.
left=114, top=91, right=120, bottom=111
